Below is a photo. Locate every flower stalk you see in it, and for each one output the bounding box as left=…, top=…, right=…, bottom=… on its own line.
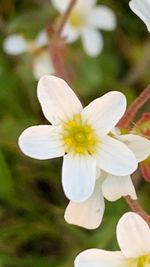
left=55, top=0, right=77, bottom=37
left=118, top=85, right=150, bottom=223
left=118, top=85, right=150, bottom=129
left=124, top=196, right=150, bottom=226
left=118, top=84, right=150, bottom=129
left=48, top=0, right=77, bottom=81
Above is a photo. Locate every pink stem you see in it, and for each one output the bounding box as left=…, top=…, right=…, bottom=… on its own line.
left=125, top=196, right=150, bottom=226
left=118, top=85, right=150, bottom=129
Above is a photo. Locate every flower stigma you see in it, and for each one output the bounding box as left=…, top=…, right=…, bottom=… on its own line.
left=137, top=255, right=150, bottom=267
left=62, top=114, right=99, bottom=155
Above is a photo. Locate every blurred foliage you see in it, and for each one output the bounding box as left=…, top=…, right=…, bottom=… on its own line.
left=0, top=0, right=150, bottom=267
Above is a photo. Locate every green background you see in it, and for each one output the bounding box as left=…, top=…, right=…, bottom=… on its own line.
left=0, top=0, right=150, bottom=266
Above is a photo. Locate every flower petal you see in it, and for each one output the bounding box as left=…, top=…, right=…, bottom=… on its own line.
left=51, top=0, right=70, bottom=12
left=35, top=31, right=48, bottom=47
left=82, top=91, right=126, bottom=136
left=62, top=23, right=80, bottom=43
left=95, top=136, right=137, bottom=176
left=81, top=29, right=103, bottom=57
left=75, top=0, right=97, bottom=10
left=33, top=51, right=54, bottom=80
left=88, top=5, right=116, bottom=30
left=18, top=125, right=64, bottom=159
left=117, top=212, right=150, bottom=258
left=3, top=34, right=28, bottom=55
left=37, top=75, right=83, bottom=125
left=118, top=134, right=150, bottom=163
left=51, top=0, right=97, bottom=12
left=75, top=249, right=130, bottom=267
left=64, top=178, right=105, bottom=229
left=102, top=175, right=137, bottom=202
left=62, top=153, right=96, bottom=202
left=129, top=0, right=150, bottom=32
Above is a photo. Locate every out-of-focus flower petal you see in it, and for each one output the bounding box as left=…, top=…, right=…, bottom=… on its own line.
left=62, top=23, right=80, bottom=43
left=88, top=5, right=116, bottom=30
left=81, top=29, right=103, bottom=56
left=33, top=51, right=54, bottom=80
left=35, top=31, right=48, bottom=47
left=3, top=34, right=28, bottom=55
left=51, top=0, right=69, bottom=12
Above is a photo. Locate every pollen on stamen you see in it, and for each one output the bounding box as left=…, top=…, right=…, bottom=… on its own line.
left=137, top=255, right=150, bottom=267
left=62, top=114, right=99, bottom=155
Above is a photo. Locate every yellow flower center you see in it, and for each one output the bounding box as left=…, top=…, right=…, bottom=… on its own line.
left=69, top=11, right=85, bottom=28
left=62, top=114, right=99, bottom=155
left=137, top=255, right=150, bottom=267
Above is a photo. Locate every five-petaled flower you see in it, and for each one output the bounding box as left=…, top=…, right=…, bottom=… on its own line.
left=129, top=0, right=150, bottom=32
left=51, top=0, right=116, bottom=56
left=65, top=128, right=150, bottom=229
left=75, top=212, right=150, bottom=267
left=18, top=75, right=138, bottom=203
left=3, top=31, right=54, bottom=79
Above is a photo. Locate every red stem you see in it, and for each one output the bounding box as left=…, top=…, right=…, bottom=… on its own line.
left=125, top=196, right=150, bottom=226
left=118, top=85, right=150, bottom=129
left=48, top=0, right=77, bottom=81
left=56, top=0, right=77, bottom=37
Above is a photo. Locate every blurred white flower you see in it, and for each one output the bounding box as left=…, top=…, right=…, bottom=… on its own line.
left=3, top=31, right=48, bottom=55
left=75, top=212, right=150, bottom=267
left=129, top=0, right=150, bottom=32
left=18, top=75, right=137, bottom=203
left=65, top=129, right=150, bottom=229
left=51, top=0, right=116, bottom=56
left=3, top=31, right=54, bottom=79
left=32, top=50, right=54, bottom=80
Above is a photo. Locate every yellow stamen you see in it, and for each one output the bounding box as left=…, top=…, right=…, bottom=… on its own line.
left=62, top=114, right=99, bottom=155
left=137, top=255, right=150, bottom=267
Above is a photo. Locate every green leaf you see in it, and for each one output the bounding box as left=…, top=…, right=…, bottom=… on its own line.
left=0, top=150, right=15, bottom=201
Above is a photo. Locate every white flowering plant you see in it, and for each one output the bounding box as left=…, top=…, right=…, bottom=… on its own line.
left=1, top=1, right=150, bottom=267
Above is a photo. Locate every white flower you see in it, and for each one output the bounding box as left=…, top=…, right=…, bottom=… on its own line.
left=3, top=31, right=48, bottom=55
left=65, top=173, right=137, bottom=229
left=32, top=50, right=54, bottom=80
left=3, top=31, right=54, bottom=79
left=51, top=0, right=116, bottom=56
left=116, top=132, right=150, bottom=163
left=75, top=212, right=150, bottom=267
left=65, top=129, right=150, bottom=229
left=64, top=170, right=106, bottom=230
left=129, top=0, right=150, bottom=32
left=18, top=75, right=137, bottom=202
